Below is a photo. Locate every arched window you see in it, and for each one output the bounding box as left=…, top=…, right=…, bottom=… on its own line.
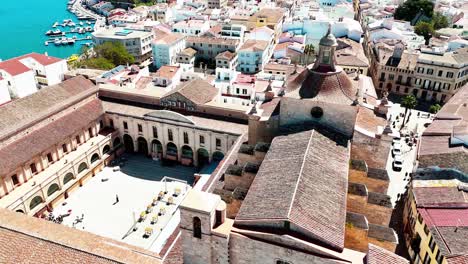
left=103, top=145, right=110, bottom=154
left=30, top=196, right=43, bottom=210
left=78, top=162, right=88, bottom=173
left=47, top=183, right=60, bottom=197
left=63, top=173, right=74, bottom=185
left=90, top=153, right=100, bottom=163
left=183, top=132, right=189, bottom=144
left=193, top=217, right=202, bottom=238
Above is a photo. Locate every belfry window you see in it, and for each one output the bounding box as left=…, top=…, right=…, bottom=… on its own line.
left=193, top=217, right=202, bottom=238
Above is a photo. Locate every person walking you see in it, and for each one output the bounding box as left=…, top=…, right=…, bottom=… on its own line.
left=116, top=194, right=119, bottom=204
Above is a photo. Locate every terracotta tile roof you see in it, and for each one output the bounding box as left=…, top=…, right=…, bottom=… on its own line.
left=0, top=53, right=63, bottom=76
left=431, top=226, right=468, bottom=260
left=366, top=243, right=409, bottom=264
left=162, top=79, right=217, bottom=105
left=235, top=129, right=349, bottom=251
left=155, top=65, right=180, bottom=79
left=0, top=98, right=103, bottom=176
left=0, top=208, right=162, bottom=264
left=179, top=47, right=197, bottom=57
left=0, top=76, right=97, bottom=142
left=286, top=68, right=358, bottom=105
left=335, top=38, right=369, bottom=68
left=413, top=187, right=468, bottom=207
left=215, top=51, right=236, bottom=60
left=249, top=8, right=285, bottom=24
left=239, top=40, right=269, bottom=52
left=418, top=208, right=468, bottom=227
left=153, top=32, right=185, bottom=45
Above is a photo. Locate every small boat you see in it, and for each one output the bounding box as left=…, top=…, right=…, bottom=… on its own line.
left=69, top=22, right=76, bottom=27
left=67, top=38, right=75, bottom=45
left=70, top=28, right=76, bottom=33
left=86, top=21, right=92, bottom=25
left=67, top=54, right=79, bottom=62
left=73, top=35, right=77, bottom=39
left=54, top=39, right=62, bottom=46
left=63, top=19, right=72, bottom=23
left=85, top=26, right=93, bottom=32
left=53, top=22, right=59, bottom=28
left=79, top=21, right=84, bottom=26
left=46, top=29, right=62, bottom=36
left=86, top=35, right=92, bottom=39
left=44, top=41, right=49, bottom=46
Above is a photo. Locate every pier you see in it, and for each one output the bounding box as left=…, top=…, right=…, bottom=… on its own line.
left=70, top=0, right=105, bottom=31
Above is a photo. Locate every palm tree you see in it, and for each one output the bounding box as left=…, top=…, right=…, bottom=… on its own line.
left=401, top=94, right=417, bottom=130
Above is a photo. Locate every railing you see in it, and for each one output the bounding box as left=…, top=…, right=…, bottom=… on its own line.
left=6, top=134, right=113, bottom=211
left=35, top=76, right=48, bottom=85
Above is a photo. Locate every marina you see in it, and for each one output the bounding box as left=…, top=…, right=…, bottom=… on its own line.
left=0, top=0, right=104, bottom=60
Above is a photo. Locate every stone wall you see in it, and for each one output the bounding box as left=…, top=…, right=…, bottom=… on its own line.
left=349, top=169, right=389, bottom=194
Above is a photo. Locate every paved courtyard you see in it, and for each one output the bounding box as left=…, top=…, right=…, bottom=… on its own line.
left=54, top=155, right=197, bottom=253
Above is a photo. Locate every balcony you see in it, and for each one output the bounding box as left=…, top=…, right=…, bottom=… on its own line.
left=35, top=75, right=48, bottom=85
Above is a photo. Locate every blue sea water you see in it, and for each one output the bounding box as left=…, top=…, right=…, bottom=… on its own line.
left=0, top=0, right=94, bottom=60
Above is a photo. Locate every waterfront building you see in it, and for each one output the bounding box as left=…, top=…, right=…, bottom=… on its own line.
left=152, top=32, right=186, bottom=69
left=92, top=27, right=154, bottom=63
left=0, top=53, right=67, bottom=99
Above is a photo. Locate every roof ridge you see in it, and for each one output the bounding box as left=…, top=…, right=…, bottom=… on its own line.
left=287, top=130, right=315, bottom=218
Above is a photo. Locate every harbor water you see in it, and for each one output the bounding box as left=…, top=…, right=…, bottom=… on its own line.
left=0, top=0, right=94, bottom=60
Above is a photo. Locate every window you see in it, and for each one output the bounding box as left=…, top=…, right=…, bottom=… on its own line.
left=424, top=224, right=430, bottom=236
left=242, top=89, right=247, bottom=95
left=438, top=70, right=443, bottom=77
left=389, top=74, right=394, bottom=80
left=397, top=75, right=402, bottom=83
left=435, top=249, right=443, bottom=263
left=446, top=72, right=454, bottom=78
left=418, top=212, right=423, bottom=223
left=193, top=217, right=202, bottom=238
left=138, top=124, right=143, bottom=133
left=11, top=174, right=19, bottom=186
left=199, top=135, right=205, bottom=145
left=123, top=121, right=128, bottom=130
left=30, top=163, right=37, bottom=174
left=168, top=129, right=173, bottom=141
left=152, top=126, right=158, bottom=138
left=183, top=132, right=189, bottom=144
left=76, top=135, right=81, bottom=144
left=62, top=144, right=67, bottom=153
left=216, top=138, right=221, bottom=148
left=429, top=236, right=436, bottom=252
left=380, top=72, right=385, bottom=80
left=110, top=119, right=114, bottom=128
left=47, top=153, right=53, bottom=163
left=427, top=69, right=434, bottom=75
left=88, top=127, right=93, bottom=137
left=423, top=252, right=431, bottom=264
left=276, top=260, right=292, bottom=264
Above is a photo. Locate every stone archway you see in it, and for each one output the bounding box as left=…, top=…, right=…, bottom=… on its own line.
left=47, top=183, right=60, bottom=197
left=212, top=151, right=225, bottom=162
left=123, top=134, right=134, bottom=153
left=63, top=172, right=74, bottom=185
left=103, top=145, right=111, bottom=154
left=152, top=139, right=163, bottom=158
left=166, top=142, right=178, bottom=161
left=113, top=137, right=121, bottom=147
left=90, top=153, right=100, bottom=163
left=137, top=137, right=149, bottom=156
left=197, top=148, right=209, bottom=167
left=181, top=145, right=194, bottom=166
left=30, top=196, right=43, bottom=210
left=77, top=162, right=88, bottom=174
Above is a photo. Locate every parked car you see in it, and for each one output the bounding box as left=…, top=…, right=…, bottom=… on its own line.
left=392, top=137, right=401, bottom=145
left=393, top=156, right=403, bottom=171
left=392, top=147, right=402, bottom=157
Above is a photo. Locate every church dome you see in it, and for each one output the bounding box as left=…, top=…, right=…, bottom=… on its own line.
left=297, top=69, right=357, bottom=105
left=319, top=31, right=338, bottom=47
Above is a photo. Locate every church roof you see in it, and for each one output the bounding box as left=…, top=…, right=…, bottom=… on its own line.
left=162, top=79, right=217, bottom=105
left=235, top=129, right=349, bottom=251
left=286, top=67, right=358, bottom=105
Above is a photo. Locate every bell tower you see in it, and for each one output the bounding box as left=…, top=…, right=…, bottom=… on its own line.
left=313, top=24, right=338, bottom=73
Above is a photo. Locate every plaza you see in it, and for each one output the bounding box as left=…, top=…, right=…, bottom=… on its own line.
left=53, top=154, right=198, bottom=253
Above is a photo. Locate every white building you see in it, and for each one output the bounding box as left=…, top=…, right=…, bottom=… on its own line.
left=0, top=77, right=11, bottom=105
left=0, top=53, right=67, bottom=99
left=92, top=27, right=154, bottom=63
left=172, top=20, right=210, bottom=36
left=152, top=65, right=181, bottom=90
left=152, top=32, right=186, bottom=69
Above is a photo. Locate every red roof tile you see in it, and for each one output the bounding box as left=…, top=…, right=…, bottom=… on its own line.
left=0, top=53, right=63, bottom=76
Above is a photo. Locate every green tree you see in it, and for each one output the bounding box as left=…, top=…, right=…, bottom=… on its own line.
left=429, top=104, right=441, bottom=114
left=432, top=12, right=449, bottom=30
left=77, top=57, right=115, bottom=70
left=414, top=21, right=434, bottom=43
left=401, top=94, right=418, bottom=129
left=394, top=0, right=434, bottom=21
left=94, top=41, right=135, bottom=66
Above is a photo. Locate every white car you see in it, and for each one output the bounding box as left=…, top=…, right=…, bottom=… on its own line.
left=393, top=155, right=403, bottom=172
left=392, top=147, right=402, bottom=157
left=392, top=137, right=401, bottom=145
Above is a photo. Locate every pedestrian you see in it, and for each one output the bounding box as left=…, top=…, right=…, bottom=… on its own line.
left=116, top=194, right=119, bottom=204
